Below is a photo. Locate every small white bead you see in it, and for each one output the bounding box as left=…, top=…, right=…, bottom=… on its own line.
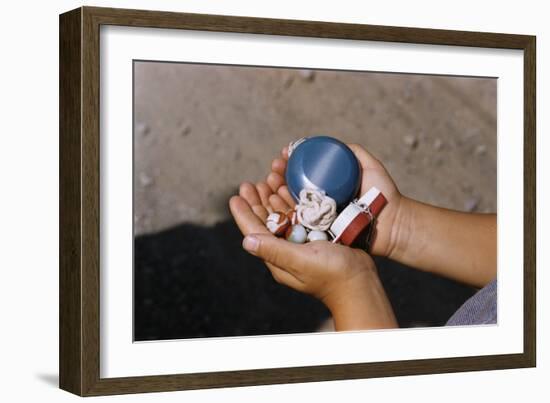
left=285, top=224, right=307, bottom=243
left=307, top=230, right=328, bottom=242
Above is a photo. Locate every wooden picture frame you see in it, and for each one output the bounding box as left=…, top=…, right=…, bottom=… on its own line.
left=59, top=6, right=536, bottom=396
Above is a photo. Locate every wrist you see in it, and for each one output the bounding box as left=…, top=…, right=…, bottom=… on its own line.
left=322, top=265, right=397, bottom=330
left=387, top=195, right=415, bottom=262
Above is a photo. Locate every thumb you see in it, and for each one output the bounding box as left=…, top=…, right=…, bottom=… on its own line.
left=242, top=234, right=309, bottom=273
left=347, top=143, right=380, bottom=169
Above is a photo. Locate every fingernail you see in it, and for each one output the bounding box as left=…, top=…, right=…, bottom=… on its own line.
left=243, top=235, right=260, bottom=253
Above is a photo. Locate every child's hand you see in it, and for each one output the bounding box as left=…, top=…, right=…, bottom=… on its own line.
left=266, top=143, right=404, bottom=258
left=229, top=184, right=397, bottom=330
left=246, top=141, right=496, bottom=290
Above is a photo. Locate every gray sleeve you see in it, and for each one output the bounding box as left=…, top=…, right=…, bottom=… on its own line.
left=446, top=279, right=497, bottom=326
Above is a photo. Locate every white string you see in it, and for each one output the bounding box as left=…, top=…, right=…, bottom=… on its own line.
left=295, top=188, right=337, bottom=231
left=287, top=137, right=308, bottom=158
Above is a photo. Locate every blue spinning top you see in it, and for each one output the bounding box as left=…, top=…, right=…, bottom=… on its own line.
left=286, top=136, right=361, bottom=210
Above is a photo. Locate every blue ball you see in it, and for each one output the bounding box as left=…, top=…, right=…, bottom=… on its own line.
left=285, top=136, right=361, bottom=210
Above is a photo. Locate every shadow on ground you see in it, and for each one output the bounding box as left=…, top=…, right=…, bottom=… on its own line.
left=134, top=221, right=476, bottom=341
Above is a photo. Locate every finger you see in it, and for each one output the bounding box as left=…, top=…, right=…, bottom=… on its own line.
left=267, top=172, right=285, bottom=193
left=282, top=146, right=289, bottom=160
left=347, top=143, right=380, bottom=170
left=229, top=196, right=271, bottom=236
left=239, top=182, right=261, bottom=205
left=271, top=158, right=287, bottom=177
left=255, top=182, right=273, bottom=213
left=269, top=194, right=291, bottom=213
left=239, top=182, right=268, bottom=222
left=265, top=263, right=304, bottom=291
left=242, top=233, right=310, bottom=275
left=277, top=185, right=296, bottom=208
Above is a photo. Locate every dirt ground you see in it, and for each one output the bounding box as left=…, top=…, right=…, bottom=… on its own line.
left=133, top=62, right=496, bottom=341
left=134, top=63, right=496, bottom=234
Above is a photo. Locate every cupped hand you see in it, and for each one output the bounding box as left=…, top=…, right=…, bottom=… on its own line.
left=266, top=143, right=405, bottom=258
left=229, top=182, right=397, bottom=330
